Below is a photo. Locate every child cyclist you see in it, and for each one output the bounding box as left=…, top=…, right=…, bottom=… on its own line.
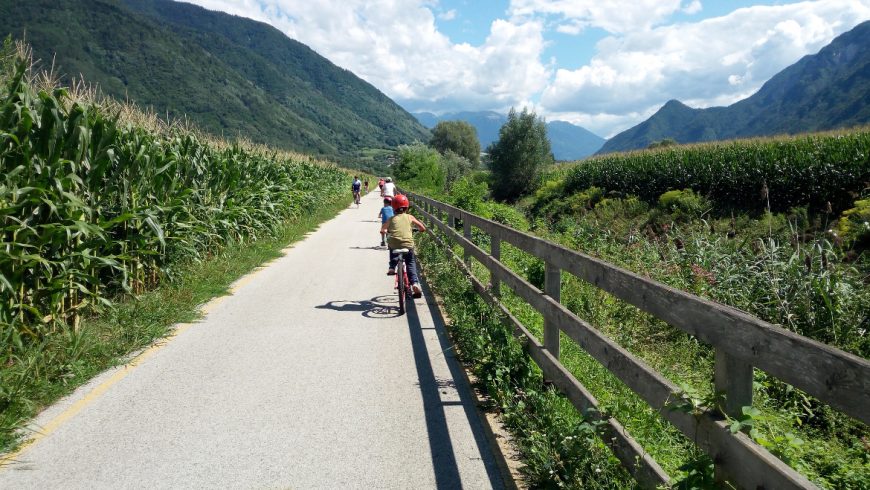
left=381, top=194, right=426, bottom=298
left=377, top=196, right=394, bottom=246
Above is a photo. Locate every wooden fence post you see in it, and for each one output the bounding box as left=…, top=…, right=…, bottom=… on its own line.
left=544, top=263, right=561, bottom=359
left=713, top=348, right=754, bottom=484
left=714, top=348, right=753, bottom=419
left=490, top=235, right=501, bottom=297
left=463, top=218, right=472, bottom=265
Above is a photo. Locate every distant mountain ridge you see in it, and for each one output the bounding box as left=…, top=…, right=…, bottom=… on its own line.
left=599, top=20, right=870, bottom=154
left=0, top=0, right=430, bottom=160
left=413, top=111, right=605, bottom=160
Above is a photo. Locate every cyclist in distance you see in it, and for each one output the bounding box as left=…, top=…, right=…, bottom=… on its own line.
left=378, top=178, right=385, bottom=196
left=351, top=175, right=362, bottom=205
left=382, top=177, right=396, bottom=198
left=364, top=179, right=370, bottom=194
left=381, top=194, right=425, bottom=298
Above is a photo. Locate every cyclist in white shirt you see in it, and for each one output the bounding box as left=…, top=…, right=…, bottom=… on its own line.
left=382, top=177, right=397, bottom=198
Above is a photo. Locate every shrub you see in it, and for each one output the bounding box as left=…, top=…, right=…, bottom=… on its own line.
left=480, top=201, right=530, bottom=231
left=450, top=175, right=489, bottom=214
left=836, top=199, right=870, bottom=249
left=658, top=189, right=709, bottom=215
left=394, top=142, right=446, bottom=192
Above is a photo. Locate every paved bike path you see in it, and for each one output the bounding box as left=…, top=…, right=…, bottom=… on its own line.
left=0, top=192, right=505, bottom=489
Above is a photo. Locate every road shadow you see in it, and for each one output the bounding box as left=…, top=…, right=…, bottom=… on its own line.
left=349, top=245, right=386, bottom=251
left=315, top=287, right=505, bottom=488
left=315, top=295, right=400, bottom=318
left=405, top=285, right=506, bottom=489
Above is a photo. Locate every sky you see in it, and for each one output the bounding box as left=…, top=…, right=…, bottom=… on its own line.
left=177, top=0, right=870, bottom=137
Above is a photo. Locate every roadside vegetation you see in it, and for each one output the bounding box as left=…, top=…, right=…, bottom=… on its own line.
left=0, top=41, right=351, bottom=452
left=408, top=107, right=869, bottom=487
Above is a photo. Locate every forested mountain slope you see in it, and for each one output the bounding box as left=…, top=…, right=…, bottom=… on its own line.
left=0, top=0, right=429, bottom=159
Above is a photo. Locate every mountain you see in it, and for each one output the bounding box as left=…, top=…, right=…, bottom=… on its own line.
left=413, top=111, right=605, bottom=160
left=545, top=121, right=607, bottom=162
left=0, top=0, right=430, bottom=160
left=599, top=20, right=870, bottom=154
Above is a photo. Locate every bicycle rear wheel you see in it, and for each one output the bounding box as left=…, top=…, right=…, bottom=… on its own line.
left=397, top=256, right=406, bottom=315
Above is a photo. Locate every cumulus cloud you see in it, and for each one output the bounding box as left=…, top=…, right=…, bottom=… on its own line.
left=182, top=0, right=549, bottom=114
left=539, top=0, right=870, bottom=136
left=179, top=0, right=870, bottom=138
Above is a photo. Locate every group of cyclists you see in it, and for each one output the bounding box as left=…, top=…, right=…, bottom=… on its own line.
left=351, top=175, right=426, bottom=299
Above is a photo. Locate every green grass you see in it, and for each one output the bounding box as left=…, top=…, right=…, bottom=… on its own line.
left=412, top=180, right=869, bottom=487
left=0, top=196, right=349, bottom=453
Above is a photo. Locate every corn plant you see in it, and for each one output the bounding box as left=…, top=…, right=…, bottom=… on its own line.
left=562, top=132, right=870, bottom=213
left=1, top=53, right=348, bottom=351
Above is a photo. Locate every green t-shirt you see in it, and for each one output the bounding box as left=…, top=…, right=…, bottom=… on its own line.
left=387, top=213, right=415, bottom=249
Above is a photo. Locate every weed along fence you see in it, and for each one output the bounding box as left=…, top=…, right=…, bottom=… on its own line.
left=404, top=191, right=870, bottom=490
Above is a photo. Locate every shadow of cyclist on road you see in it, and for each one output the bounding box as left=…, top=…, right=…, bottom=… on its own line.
left=315, top=295, right=400, bottom=318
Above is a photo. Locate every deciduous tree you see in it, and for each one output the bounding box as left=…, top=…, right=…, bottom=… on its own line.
left=488, top=108, right=553, bottom=201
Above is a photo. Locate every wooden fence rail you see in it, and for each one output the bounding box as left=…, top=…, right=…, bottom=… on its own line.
left=405, top=191, right=870, bottom=490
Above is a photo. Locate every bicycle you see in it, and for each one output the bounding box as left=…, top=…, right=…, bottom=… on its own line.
left=392, top=248, right=412, bottom=315
left=353, top=190, right=361, bottom=206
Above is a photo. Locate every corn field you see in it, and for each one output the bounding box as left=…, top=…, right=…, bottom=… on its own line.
left=0, top=55, right=348, bottom=347
left=563, top=132, right=870, bottom=212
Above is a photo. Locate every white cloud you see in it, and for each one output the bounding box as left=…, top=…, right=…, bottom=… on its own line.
left=683, top=1, right=702, bottom=15
left=180, top=0, right=549, bottom=114
left=438, top=9, right=457, bottom=21
left=539, top=0, right=870, bottom=136
left=178, top=0, right=870, bottom=139
left=509, top=0, right=685, bottom=33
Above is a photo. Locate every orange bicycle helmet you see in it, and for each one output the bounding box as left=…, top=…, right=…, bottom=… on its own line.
left=391, top=194, right=410, bottom=211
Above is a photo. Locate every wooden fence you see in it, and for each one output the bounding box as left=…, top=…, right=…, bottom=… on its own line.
left=405, top=190, right=869, bottom=489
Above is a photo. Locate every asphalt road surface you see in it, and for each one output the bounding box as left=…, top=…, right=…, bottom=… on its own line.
left=0, top=191, right=505, bottom=489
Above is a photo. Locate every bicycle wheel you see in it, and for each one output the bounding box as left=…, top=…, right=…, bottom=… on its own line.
left=397, top=256, right=406, bottom=315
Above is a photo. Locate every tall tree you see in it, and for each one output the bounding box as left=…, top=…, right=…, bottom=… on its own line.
left=429, top=120, right=481, bottom=167
left=488, top=108, right=553, bottom=201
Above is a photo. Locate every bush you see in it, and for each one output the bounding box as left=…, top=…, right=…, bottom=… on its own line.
left=480, top=201, right=530, bottom=231
left=440, top=150, right=473, bottom=191
left=658, top=189, right=709, bottom=215
left=394, top=142, right=445, bottom=192
left=450, top=175, right=489, bottom=214
left=836, top=199, right=870, bottom=249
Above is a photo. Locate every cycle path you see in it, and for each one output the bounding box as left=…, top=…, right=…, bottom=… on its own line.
left=0, top=191, right=505, bottom=489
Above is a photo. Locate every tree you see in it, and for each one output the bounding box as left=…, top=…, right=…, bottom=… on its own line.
left=487, top=108, right=553, bottom=201
left=440, top=150, right=472, bottom=191
left=647, top=138, right=677, bottom=149
left=429, top=120, right=481, bottom=168
left=393, top=143, right=445, bottom=192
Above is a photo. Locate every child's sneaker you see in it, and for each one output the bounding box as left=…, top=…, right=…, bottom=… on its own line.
left=412, top=283, right=422, bottom=298
left=387, top=268, right=396, bottom=275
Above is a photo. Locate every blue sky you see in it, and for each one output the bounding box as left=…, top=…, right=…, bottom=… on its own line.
left=180, top=0, right=870, bottom=137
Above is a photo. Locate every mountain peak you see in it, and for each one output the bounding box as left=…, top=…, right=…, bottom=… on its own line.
left=598, top=21, right=870, bottom=155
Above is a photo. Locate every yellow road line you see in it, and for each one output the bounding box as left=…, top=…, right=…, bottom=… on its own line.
left=0, top=321, right=196, bottom=469
left=0, top=257, right=274, bottom=470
